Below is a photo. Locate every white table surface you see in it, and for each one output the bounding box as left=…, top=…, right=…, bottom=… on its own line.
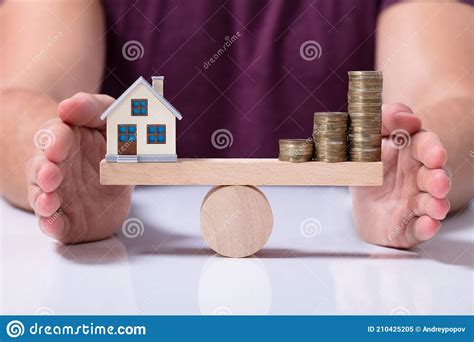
left=1, top=186, right=473, bottom=315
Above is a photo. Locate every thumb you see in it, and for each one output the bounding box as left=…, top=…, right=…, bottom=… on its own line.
left=381, top=103, right=422, bottom=137
left=58, top=92, right=115, bottom=129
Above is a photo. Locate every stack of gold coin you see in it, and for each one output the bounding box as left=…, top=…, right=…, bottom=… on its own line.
left=347, top=71, right=382, bottom=162
left=279, top=139, right=314, bottom=162
left=312, top=112, right=348, bottom=163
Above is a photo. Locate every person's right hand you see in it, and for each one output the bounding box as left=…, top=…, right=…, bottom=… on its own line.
left=26, top=93, right=133, bottom=244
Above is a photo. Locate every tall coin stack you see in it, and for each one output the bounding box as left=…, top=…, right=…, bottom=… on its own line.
left=313, top=112, right=348, bottom=163
left=279, top=139, right=314, bottom=163
left=347, top=71, right=383, bottom=162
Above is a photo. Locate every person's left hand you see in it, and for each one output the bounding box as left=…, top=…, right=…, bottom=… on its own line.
left=350, top=103, right=451, bottom=248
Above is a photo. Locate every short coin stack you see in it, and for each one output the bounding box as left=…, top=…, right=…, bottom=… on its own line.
left=347, top=71, right=383, bottom=162
left=278, top=139, right=314, bottom=163
left=312, top=112, right=348, bottom=163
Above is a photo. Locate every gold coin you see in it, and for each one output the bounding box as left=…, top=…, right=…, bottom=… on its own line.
left=279, top=139, right=313, bottom=144
left=348, top=84, right=383, bottom=91
left=279, top=155, right=313, bottom=163
left=348, top=71, right=383, bottom=77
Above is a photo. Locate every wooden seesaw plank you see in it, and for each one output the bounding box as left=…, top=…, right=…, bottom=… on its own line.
left=100, top=159, right=383, bottom=186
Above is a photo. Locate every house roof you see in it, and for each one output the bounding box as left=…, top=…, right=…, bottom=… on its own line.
left=100, top=76, right=183, bottom=121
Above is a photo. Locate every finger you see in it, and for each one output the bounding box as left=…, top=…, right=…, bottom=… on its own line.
left=26, top=155, right=63, bottom=192
left=37, top=162, right=63, bottom=193
left=406, top=215, right=441, bottom=243
left=383, top=103, right=413, bottom=114
left=58, top=92, right=115, bottom=129
left=411, top=131, right=447, bottom=169
left=417, top=166, right=451, bottom=199
left=39, top=212, right=68, bottom=242
left=26, top=155, right=48, bottom=184
left=36, top=191, right=61, bottom=217
left=415, top=192, right=450, bottom=220
left=27, top=183, right=42, bottom=212
left=34, top=119, right=74, bottom=163
left=381, top=103, right=421, bottom=137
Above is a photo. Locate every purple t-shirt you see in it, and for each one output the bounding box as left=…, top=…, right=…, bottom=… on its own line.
left=98, top=0, right=403, bottom=157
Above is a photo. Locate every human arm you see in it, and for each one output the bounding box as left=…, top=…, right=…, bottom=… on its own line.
left=0, top=0, right=106, bottom=209
left=1, top=0, right=132, bottom=243
left=376, top=0, right=473, bottom=211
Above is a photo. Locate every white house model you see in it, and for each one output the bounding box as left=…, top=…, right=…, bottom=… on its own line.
left=100, top=76, right=182, bottom=162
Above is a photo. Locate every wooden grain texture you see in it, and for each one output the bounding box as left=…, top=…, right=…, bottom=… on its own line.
left=100, top=159, right=383, bottom=186
left=200, top=186, right=273, bottom=258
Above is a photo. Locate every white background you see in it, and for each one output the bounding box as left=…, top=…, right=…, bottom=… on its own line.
left=1, top=186, right=473, bottom=315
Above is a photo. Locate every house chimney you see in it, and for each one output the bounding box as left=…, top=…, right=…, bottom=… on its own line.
left=152, top=76, right=164, bottom=97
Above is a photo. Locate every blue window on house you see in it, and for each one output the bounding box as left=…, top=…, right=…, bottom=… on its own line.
left=118, top=125, right=137, bottom=144
left=147, top=124, right=166, bottom=144
left=131, top=99, right=148, bottom=116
